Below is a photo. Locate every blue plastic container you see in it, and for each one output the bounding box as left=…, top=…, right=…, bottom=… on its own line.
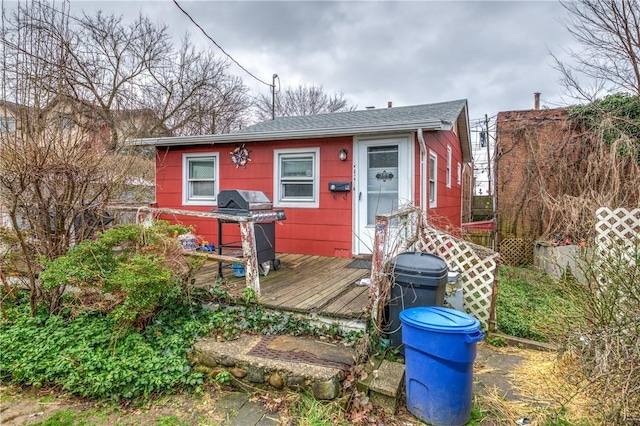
left=400, top=306, right=484, bottom=426
left=232, top=264, right=245, bottom=277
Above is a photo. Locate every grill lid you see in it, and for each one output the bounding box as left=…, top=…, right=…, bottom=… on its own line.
left=218, top=190, right=273, bottom=211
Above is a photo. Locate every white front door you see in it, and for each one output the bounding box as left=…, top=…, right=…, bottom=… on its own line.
left=355, top=136, right=413, bottom=255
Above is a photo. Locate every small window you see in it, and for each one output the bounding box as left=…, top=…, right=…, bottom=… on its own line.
left=183, top=153, right=219, bottom=205
left=446, top=146, right=452, bottom=188
left=0, top=117, right=16, bottom=132
left=429, top=151, right=437, bottom=208
left=457, top=162, right=462, bottom=185
left=274, top=148, right=319, bottom=208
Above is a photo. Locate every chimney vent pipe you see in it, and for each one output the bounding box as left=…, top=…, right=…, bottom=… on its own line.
left=388, top=101, right=392, bottom=108
left=534, top=92, right=541, bottom=110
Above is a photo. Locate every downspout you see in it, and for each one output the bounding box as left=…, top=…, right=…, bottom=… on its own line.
left=417, top=128, right=427, bottom=214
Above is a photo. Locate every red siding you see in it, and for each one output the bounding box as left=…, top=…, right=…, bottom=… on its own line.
left=155, top=137, right=354, bottom=258
left=154, top=130, right=464, bottom=257
left=418, top=130, right=463, bottom=232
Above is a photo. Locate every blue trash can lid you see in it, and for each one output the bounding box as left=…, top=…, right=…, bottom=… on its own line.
left=400, top=306, right=480, bottom=333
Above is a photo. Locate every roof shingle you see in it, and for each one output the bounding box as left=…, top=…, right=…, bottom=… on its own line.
left=237, top=100, right=468, bottom=134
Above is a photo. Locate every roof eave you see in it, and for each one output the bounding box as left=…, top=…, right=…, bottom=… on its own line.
left=130, top=119, right=444, bottom=147
left=457, top=101, right=472, bottom=163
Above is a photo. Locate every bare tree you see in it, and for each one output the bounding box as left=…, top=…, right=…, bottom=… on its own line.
left=556, top=0, right=640, bottom=100
left=254, top=84, right=355, bottom=121
left=0, top=1, right=248, bottom=315
left=142, top=35, right=251, bottom=136
left=0, top=1, right=131, bottom=314
left=58, top=11, right=250, bottom=141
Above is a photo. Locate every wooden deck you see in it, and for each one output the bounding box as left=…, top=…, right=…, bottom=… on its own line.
left=193, top=254, right=372, bottom=321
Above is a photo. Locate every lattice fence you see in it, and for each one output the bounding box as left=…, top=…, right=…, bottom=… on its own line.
left=499, top=237, right=534, bottom=266
left=416, top=226, right=499, bottom=328
left=595, top=207, right=640, bottom=244
left=595, top=207, right=640, bottom=264
left=370, top=208, right=499, bottom=329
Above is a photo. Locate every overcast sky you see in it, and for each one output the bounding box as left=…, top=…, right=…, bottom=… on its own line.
left=71, top=0, right=578, bottom=125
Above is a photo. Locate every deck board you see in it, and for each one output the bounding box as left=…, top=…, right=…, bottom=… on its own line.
left=192, top=254, right=371, bottom=321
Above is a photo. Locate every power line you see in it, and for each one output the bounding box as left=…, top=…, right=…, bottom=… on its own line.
left=172, top=0, right=272, bottom=88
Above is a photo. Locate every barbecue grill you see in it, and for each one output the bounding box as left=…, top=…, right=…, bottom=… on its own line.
left=215, top=190, right=286, bottom=275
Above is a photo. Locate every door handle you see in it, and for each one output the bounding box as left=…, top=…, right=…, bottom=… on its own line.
left=359, top=192, right=362, bottom=201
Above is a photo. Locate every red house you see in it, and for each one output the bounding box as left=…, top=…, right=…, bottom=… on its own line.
left=135, top=100, right=472, bottom=258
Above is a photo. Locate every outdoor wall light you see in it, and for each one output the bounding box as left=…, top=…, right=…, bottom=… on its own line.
left=339, top=148, right=348, bottom=161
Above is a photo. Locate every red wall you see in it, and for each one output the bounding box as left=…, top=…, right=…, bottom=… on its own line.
left=154, top=131, right=464, bottom=258
left=155, top=137, right=354, bottom=258
left=414, top=130, right=463, bottom=232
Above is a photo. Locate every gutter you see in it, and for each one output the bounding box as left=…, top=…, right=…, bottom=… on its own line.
left=130, top=119, right=444, bottom=147
left=417, top=128, right=427, bottom=211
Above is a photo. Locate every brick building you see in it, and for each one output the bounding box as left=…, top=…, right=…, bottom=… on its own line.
left=495, top=107, right=572, bottom=243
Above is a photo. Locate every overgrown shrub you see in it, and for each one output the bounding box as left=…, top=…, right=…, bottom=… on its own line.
left=38, top=222, right=199, bottom=328
left=559, top=238, right=640, bottom=423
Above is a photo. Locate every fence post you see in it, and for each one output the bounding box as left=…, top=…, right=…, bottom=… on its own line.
left=369, top=216, right=388, bottom=329
left=239, top=221, right=260, bottom=297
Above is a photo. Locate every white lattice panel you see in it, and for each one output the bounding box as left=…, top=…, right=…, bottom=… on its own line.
left=595, top=207, right=640, bottom=243
left=595, top=207, right=640, bottom=265
left=371, top=209, right=498, bottom=328
left=417, top=226, right=498, bottom=327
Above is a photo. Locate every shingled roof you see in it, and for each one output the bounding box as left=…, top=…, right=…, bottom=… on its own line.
left=131, top=99, right=471, bottom=163
left=238, top=99, right=468, bottom=134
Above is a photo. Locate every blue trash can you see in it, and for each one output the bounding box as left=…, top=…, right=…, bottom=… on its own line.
left=400, top=306, right=484, bottom=426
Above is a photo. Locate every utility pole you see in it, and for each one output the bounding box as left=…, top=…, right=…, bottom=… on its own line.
left=485, top=114, right=492, bottom=196
left=271, top=74, right=279, bottom=120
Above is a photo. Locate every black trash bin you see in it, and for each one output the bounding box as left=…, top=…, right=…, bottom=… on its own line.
left=385, top=251, right=448, bottom=351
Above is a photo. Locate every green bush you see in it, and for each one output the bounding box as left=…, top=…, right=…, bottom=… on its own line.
left=1, top=296, right=363, bottom=401
left=0, top=303, right=210, bottom=401
left=38, top=222, right=195, bottom=328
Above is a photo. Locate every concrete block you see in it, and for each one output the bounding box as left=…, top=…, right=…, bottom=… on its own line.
left=369, top=360, right=405, bottom=414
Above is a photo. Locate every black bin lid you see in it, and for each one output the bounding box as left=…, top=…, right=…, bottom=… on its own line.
left=391, top=251, right=448, bottom=279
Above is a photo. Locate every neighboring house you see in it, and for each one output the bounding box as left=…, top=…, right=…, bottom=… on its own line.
left=0, top=98, right=166, bottom=228
left=41, top=96, right=170, bottom=151
left=135, top=100, right=472, bottom=258
left=0, top=100, right=23, bottom=228
left=0, top=100, right=20, bottom=133
left=495, top=107, right=570, bottom=243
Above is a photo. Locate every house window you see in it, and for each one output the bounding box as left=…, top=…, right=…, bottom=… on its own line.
left=183, top=153, right=219, bottom=205
left=457, top=162, right=462, bottom=185
left=0, top=117, right=16, bottom=132
left=429, top=151, right=437, bottom=208
left=446, top=146, right=452, bottom=188
left=274, top=148, right=319, bottom=208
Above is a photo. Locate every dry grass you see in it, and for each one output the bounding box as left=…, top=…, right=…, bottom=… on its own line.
left=475, top=345, right=598, bottom=425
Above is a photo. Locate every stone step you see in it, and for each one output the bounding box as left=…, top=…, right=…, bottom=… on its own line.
left=192, top=334, right=358, bottom=400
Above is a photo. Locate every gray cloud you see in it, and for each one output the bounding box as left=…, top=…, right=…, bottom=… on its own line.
left=70, top=0, right=576, bottom=120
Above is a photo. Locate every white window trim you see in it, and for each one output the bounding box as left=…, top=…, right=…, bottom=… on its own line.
left=457, top=162, right=462, bottom=185
left=182, top=152, right=219, bottom=206
left=429, top=150, right=437, bottom=208
left=274, top=147, right=320, bottom=208
left=446, top=145, right=452, bottom=188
